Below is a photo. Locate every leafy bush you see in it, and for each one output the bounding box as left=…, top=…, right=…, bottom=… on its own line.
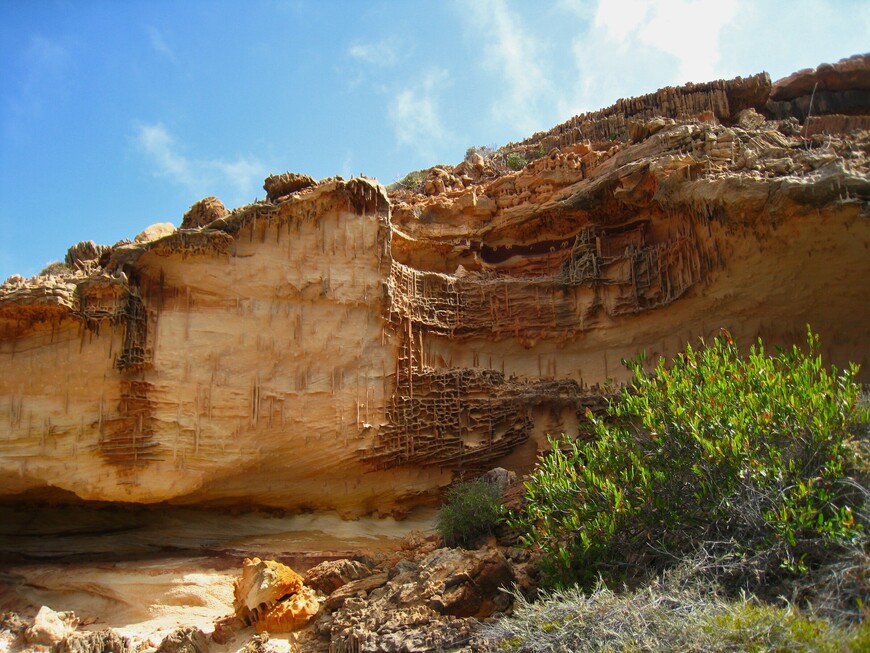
left=39, top=261, right=70, bottom=276
left=437, top=479, right=504, bottom=548
left=516, top=328, right=868, bottom=590
left=479, top=568, right=870, bottom=652
left=505, top=152, right=528, bottom=171
left=386, top=170, right=426, bottom=193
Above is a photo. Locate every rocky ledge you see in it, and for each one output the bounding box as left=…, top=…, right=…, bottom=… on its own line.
left=0, top=55, right=868, bottom=517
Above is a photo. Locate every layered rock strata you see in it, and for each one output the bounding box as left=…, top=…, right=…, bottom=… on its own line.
left=0, top=56, right=868, bottom=514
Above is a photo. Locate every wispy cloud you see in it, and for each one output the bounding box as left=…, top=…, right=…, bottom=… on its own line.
left=462, top=0, right=554, bottom=133
left=347, top=38, right=399, bottom=67
left=595, top=0, right=738, bottom=82
left=145, top=25, right=177, bottom=63
left=134, top=123, right=267, bottom=204
left=558, top=0, right=739, bottom=118
left=340, top=151, right=354, bottom=180
left=388, top=69, right=452, bottom=159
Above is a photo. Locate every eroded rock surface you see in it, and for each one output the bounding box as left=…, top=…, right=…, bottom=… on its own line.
left=0, top=56, right=868, bottom=516
left=233, top=558, right=319, bottom=633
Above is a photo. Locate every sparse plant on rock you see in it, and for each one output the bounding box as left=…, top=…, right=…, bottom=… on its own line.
left=437, top=479, right=505, bottom=548
left=386, top=170, right=427, bottom=193
left=505, top=152, right=528, bottom=171
left=479, top=568, right=870, bottom=653
left=38, top=261, right=71, bottom=277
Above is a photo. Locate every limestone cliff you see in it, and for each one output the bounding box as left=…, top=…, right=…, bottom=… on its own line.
left=1, top=55, right=868, bottom=515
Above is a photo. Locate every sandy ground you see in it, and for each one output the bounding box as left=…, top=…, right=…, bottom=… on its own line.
left=0, top=507, right=437, bottom=651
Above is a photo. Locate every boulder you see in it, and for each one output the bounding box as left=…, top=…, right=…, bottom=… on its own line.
left=325, top=572, right=389, bottom=611
left=304, top=558, right=372, bottom=595
left=233, top=558, right=319, bottom=633
left=133, top=222, right=176, bottom=244
left=481, top=467, right=516, bottom=493
left=65, top=241, right=110, bottom=269
left=253, top=586, right=319, bottom=634
left=418, top=547, right=514, bottom=618
left=181, top=197, right=229, bottom=229
left=263, top=172, right=316, bottom=201
left=25, top=606, right=78, bottom=646
left=233, top=557, right=304, bottom=622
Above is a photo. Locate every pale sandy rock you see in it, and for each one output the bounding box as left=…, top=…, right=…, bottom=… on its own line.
left=253, top=586, right=319, bottom=634
left=238, top=633, right=275, bottom=653
left=0, top=63, right=868, bottom=516
left=304, top=559, right=373, bottom=595
left=417, top=547, right=514, bottom=618
left=65, top=240, right=110, bottom=269
left=181, top=197, right=229, bottom=230
left=263, top=172, right=316, bottom=201
left=322, top=546, right=515, bottom=651
left=737, top=108, right=766, bottom=130
left=233, top=558, right=304, bottom=618
left=24, top=605, right=78, bottom=645
left=233, top=558, right=319, bottom=634
left=325, top=572, right=389, bottom=611
left=133, top=222, right=176, bottom=244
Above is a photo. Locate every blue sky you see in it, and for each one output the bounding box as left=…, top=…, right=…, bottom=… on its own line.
left=1, top=0, right=868, bottom=280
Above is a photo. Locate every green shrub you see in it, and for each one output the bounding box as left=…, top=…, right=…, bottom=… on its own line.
left=437, top=479, right=504, bottom=548
left=505, top=152, right=528, bottom=171
left=39, top=261, right=70, bottom=276
left=515, top=328, right=867, bottom=589
left=386, top=170, right=426, bottom=193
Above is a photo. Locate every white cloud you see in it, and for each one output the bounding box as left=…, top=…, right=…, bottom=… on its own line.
left=389, top=69, right=452, bottom=158
left=145, top=25, right=177, bottom=63
left=340, top=151, right=353, bottom=180
left=134, top=123, right=268, bottom=204
left=347, top=38, right=399, bottom=67
left=634, top=0, right=738, bottom=82
left=560, top=0, right=740, bottom=118
left=593, top=0, right=649, bottom=43
left=591, top=0, right=738, bottom=83
left=463, top=0, right=554, bottom=133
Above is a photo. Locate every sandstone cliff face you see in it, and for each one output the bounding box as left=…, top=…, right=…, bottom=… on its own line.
left=1, top=56, right=868, bottom=515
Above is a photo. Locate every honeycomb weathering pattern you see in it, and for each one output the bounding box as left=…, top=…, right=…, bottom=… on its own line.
left=0, top=59, right=868, bottom=513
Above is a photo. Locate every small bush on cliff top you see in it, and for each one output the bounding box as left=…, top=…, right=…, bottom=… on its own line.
left=505, top=152, right=528, bottom=171
left=515, top=328, right=868, bottom=591
left=39, top=261, right=71, bottom=276
left=437, top=479, right=504, bottom=548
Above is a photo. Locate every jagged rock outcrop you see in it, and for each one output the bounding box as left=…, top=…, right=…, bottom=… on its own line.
left=315, top=542, right=522, bottom=652
left=233, top=558, right=319, bottom=633
left=65, top=241, right=111, bottom=271
left=263, top=172, right=317, bottom=201
left=154, top=627, right=210, bottom=653
left=181, top=197, right=230, bottom=230
left=53, top=629, right=133, bottom=653
left=767, top=52, right=870, bottom=121
left=0, top=56, right=868, bottom=514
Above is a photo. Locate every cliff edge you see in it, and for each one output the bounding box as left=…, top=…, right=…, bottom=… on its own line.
left=1, top=55, right=868, bottom=515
